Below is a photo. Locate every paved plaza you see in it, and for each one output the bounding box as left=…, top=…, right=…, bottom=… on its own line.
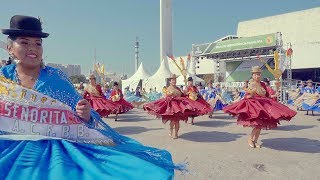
left=104, top=108, right=320, bottom=180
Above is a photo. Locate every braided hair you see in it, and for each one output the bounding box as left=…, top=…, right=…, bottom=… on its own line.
left=5, top=36, right=17, bottom=65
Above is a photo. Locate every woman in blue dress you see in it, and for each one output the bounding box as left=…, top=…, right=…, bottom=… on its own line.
left=239, top=80, right=249, bottom=99
left=144, top=88, right=162, bottom=102
left=204, top=81, right=227, bottom=118
left=301, top=80, right=320, bottom=115
left=213, top=84, right=228, bottom=110
left=0, top=15, right=181, bottom=180
left=125, top=86, right=146, bottom=108
left=102, top=83, right=112, bottom=99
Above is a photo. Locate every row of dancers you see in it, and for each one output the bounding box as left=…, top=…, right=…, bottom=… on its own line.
left=80, top=74, right=134, bottom=121
left=144, top=66, right=296, bottom=147
left=81, top=67, right=297, bottom=148
left=288, top=79, right=320, bottom=115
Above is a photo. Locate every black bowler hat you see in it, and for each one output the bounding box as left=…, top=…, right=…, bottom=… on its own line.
left=263, top=78, right=269, bottom=83
left=187, top=77, right=193, bottom=81
left=1, top=15, right=49, bottom=38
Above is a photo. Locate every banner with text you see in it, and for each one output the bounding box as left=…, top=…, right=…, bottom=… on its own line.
left=193, top=33, right=277, bottom=55
left=0, top=76, right=113, bottom=144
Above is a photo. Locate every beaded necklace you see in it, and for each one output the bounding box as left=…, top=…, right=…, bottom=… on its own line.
left=14, top=67, right=40, bottom=89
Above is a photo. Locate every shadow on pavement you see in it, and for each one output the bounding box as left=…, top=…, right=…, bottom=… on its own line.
left=179, top=131, right=244, bottom=142
left=276, top=125, right=316, bottom=131
left=113, top=126, right=162, bottom=135
left=211, top=115, right=235, bottom=120
left=194, top=120, right=234, bottom=128
left=261, top=138, right=320, bottom=153
left=121, top=110, right=140, bottom=114
left=116, top=117, right=150, bottom=122
left=106, top=114, right=149, bottom=122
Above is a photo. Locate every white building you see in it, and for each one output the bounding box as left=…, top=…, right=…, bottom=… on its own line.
left=237, top=7, right=320, bottom=81
left=66, top=64, right=81, bottom=77
left=186, top=7, right=320, bottom=82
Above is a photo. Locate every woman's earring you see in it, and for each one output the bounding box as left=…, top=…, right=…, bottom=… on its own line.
left=6, top=54, right=14, bottom=65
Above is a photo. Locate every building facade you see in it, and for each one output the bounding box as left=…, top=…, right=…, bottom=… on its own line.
left=237, top=7, right=320, bottom=81
left=186, top=7, right=320, bottom=82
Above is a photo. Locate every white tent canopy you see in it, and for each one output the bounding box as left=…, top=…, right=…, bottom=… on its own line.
left=122, top=62, right=151, bottom=91
left=143, top=60, right=172, bottom=92
left=176, top=73, right=205, bottom=86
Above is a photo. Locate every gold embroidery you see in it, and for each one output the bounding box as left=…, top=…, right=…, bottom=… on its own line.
left=10, top=90, right=18, bottom=98
left=20, top=89, right=27, bottom=99
left=166, top=86, right=182, bottom=97
left=41, top=97, right=48, bottom=103
left=31, top=94, right=37, bottom=102
left=187, top=87, right=198, bottom=100
left=0, top=76, right=16, bottom=84
left=0, top=83, right=9, bottom=96
left=0, top=76, right=17, bottom=96
left=111, top=91, right=120, bottom=102
left=188, top=91, right=198, bottom=100
left=247, top=80, right=266, bottom=97
left=85, top=85, right=101, bottom=97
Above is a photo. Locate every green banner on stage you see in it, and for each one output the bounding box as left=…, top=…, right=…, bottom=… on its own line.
left=193, top=33, right=277, bottom=55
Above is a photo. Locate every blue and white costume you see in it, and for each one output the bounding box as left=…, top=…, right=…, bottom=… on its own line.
left=0, top=64, right=182, bottom=180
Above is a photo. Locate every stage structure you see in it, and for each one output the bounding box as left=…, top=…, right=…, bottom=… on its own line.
left=192, top=32, right=293, bottom=103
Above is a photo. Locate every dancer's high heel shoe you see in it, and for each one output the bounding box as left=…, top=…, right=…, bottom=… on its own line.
left=173, top=130, right=178, bottom=139
left=248, top=137, right=255, bottom=148
left=169, top=128, right=173, bottom=137
left=254, top=141, right=261, bottom=148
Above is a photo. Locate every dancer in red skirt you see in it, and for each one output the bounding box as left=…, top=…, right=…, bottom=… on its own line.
left=110, top=82, right=134, bottom=121
left=83, top=74, right=120, bottom=118
left=185, top=77, right=212, bottom=125
left=143, top=74, right=211, bottom=139
left=223, top=66, right=297, bottom=148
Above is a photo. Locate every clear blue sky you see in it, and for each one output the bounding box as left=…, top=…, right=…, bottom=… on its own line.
left=1, top=0, right=319, bottom=76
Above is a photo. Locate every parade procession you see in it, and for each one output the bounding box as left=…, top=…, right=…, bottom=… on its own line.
left=0, top=1, right=320, bottom=180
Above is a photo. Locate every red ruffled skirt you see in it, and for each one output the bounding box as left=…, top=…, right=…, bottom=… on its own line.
left=223, top=96, right=297, bottom=129
left=112, top=99, right=134, bottom=114
left=195, top=98, right=213, bottom=115
left=85, top=96, right=120, bottom=117
left=143, top=96, right=212, bottom=123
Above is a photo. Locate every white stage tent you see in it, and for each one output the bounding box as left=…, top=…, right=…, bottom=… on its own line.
left=143, top=60, right=172, bottom=92
left=121, top=62, right=151, bottom=91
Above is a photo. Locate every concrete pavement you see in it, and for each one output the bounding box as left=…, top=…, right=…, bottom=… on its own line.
left=104, top=108, right=320, bottom=180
